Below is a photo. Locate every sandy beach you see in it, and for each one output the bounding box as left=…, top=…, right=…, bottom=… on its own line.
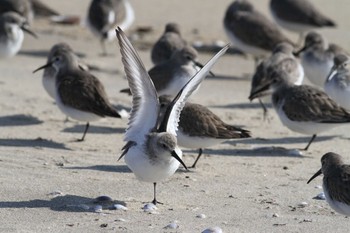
left=1, top=0, right=350, bottom=232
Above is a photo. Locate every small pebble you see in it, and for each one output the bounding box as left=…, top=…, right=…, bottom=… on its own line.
left=314, top=192, right=326, bottom=200
left=94, top=205, right=103, bottom=213
left=115, top=218, right=126, bottom=222
left=202, top=226, right=223, bottom=233
left=47, top=190, right=63, bottom=197
left=164, top=222, right=179, bottom=229
left=78, top=204, right=90, bottom=211
left=196, top=214, right=206, bottom=219
left=298, top=202, right=308, bottom=208
left=143, top=203, right=158, bottom=212
left=272, top=213, right=279, bottom=218
left=315, top=185, right=323, bottom=189
left=100, top=223, right=108, bottom=228
left=193, top=41, right=204, bottom=47
left=112, top=204, right=128, bottom=211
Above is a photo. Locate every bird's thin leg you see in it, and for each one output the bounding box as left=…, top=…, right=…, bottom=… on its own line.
left=258, top=99, right=269, bottom=121
left=151, top=182, right=163, bottom=205
left=303, top=134, right=317, bottom=151
left=190, top=148, right=203, bottom=168
left=78, top=122, right=90, bottom=142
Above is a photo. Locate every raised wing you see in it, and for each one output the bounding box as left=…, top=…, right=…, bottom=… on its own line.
left=116, top=27, right=159, bottom=142
left=158, top=44, right=230, bottom=136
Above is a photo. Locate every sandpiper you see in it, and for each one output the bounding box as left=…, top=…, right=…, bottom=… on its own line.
left=151, top=23, right=186, bottom=65
left=86, top=0, right=134, bottom=55
left=307, top=152, right=350, bottom=216
left=0, top=11, right=37, bottom=58
left=270, top=0, right=336, bottom=43
left=249, top=42, right=304, bottom=117
left=223, top=0, right=292, bottom=64
left=249, top=69, right=350, bottom=151
left=0, top=0, right=33, bottom=24
left=294, top=31, right=347, bottom=87
left=120, top=45, right=205, bottom=98
left=159, top=96, right=251, bottom=168
left=324, top=54, right=350, bottom=110
left=33, top=49, right=121, bottom=141
left=116, top=27, right=229, bottom=204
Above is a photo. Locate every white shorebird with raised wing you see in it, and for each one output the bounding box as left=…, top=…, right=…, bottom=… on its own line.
left=116, top=27, right=229, bottom=205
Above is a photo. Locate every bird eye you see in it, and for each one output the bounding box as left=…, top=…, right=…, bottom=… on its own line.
left=161, top=143, right=167, bottom=149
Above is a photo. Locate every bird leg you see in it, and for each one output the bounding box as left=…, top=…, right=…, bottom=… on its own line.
left=151, top=182, right=163, bottom=205
left=258, top=99, right=269, bottom=122
left=302, top=134, right=317, bottom=151
left=78, top=122, right=90, bottom=142
left=190, top=148, right=203, bottom=168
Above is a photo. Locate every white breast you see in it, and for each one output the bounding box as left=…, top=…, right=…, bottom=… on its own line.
left=323, top=184, right=350, bottom=216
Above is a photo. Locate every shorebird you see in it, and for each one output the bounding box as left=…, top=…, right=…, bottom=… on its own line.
left=159, top=96, right=251, bottom=168
left=249, top=42, right=304, bottom=118
left=33, top=49, right=121, bottom=141
left=151, top=23, right=186, bottom=65
left=116, top=27, right=229, bottom=204
left=294, top=31, right=347, bottom=87
left=0, top=11, right=37, bottom=58
left=121, top=45, right=208, bottom=98
left=86, top=0, right=134, bottom=55
left=223, top=0, right=292, bottom=64
left=270, top=0, right=336, bottom=44
left=0, top=0, right=33, bottom=24
left=249, top=68, right=350, bottom=151
left=324, top=54, right=350, bottom=110
left=307, top=152, right=350, bottom=216
left=41, top=42, right=88, bottom=100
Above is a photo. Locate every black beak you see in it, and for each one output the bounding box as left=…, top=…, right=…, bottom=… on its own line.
left=21, top=24, right=38, bottom=39
left=171, top=150, right=188, bottom=170
left=307, top=169, right=322, bottom=184
left=248, top=83, right=271, bottom=101
left=33, top=62, right=53, bottom=73
left=194, top=60, right=215, bottom=77
left=293, top=45, right=306, bottom=57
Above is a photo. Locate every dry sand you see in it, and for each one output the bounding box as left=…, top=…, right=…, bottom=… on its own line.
left=1, top=0, right=350, bottom=232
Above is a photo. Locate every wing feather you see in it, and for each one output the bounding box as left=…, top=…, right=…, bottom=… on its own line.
left=116, top=27, right=159, bottom=142
left=159, top=44, right=230, bottom=136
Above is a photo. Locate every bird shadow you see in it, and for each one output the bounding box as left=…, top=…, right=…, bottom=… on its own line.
left=231, top=135, right=337, bottom=145
left=210, top=102, right=272, bottom=109
left=203, top=148, right=308, bottom=158
left=64, top=164, right=131, bottom=173
left=62, top=125, right=125, bottom=135
left=0, top=194, right=126, bottom=213
left=0, top=114, right=43, bottom=127
left=0, top=138, right=70, bottom=150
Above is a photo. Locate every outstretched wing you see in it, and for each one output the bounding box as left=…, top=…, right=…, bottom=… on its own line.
left=116, top=27, right=159, bottom=142
left=158, top=44, right=230, bottom=136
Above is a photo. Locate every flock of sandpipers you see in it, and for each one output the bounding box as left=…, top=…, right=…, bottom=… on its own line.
left=1, top=0, right=350, bottom=219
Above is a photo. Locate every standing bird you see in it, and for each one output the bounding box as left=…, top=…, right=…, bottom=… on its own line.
left=42, top=42, right=88, bottom=100
left=270, top=0, right=336, bottom=44
left=0, top=0, right=33, bottom=24
left=0, top=11, right=37, bottom=58
left=151, top=23, right=186, bottom=65
left=33, top=50, right=121, bottom=141
left=159, top=96, right=251, bottom=168
left=116, top=27, right=229, bottom=205
left=249, top=68, right=350, bottom=151
left=223, top=0, right=293, bottom=64
left=86, top=0, right=134, bottom=55
left=295, top=32, right=347, bottom=87
left=307, top=152, right=350, bottom=216
left=249, top=42, right=304, bottom=117
left=324, top=54, right=350, bottom=110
